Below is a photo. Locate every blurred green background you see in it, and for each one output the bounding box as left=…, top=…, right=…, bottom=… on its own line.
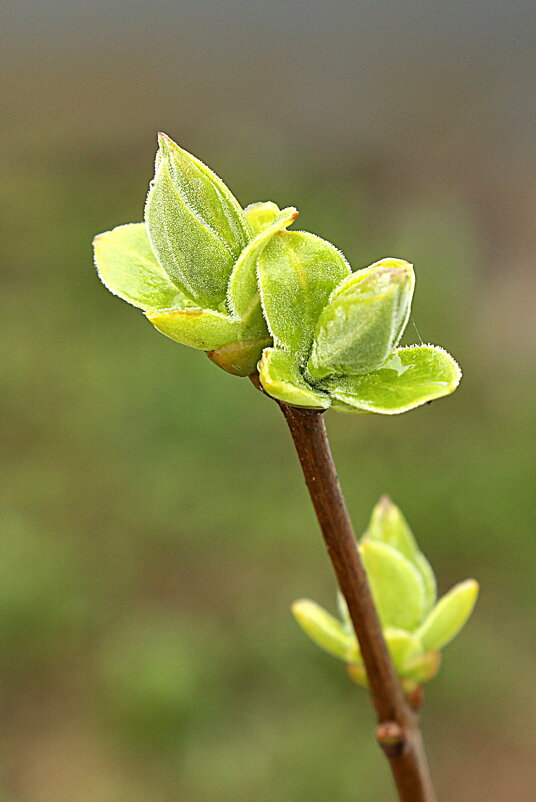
left=1, top=2, right=536, bottom=800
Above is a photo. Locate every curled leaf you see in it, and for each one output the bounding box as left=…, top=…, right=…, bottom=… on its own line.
left=258, top=348, right=331, bottom=409
left=244, top=201, right=282, bottom=234
left=323, top=345, right=462, bottom=414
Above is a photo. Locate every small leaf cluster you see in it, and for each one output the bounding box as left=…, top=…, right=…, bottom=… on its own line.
left=292, top=497, right=479, bottom=692
left=93, top=134, right=461, bottom=413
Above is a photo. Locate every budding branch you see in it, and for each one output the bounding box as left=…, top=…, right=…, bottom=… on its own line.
left=251, top=375, right=436, bottom=802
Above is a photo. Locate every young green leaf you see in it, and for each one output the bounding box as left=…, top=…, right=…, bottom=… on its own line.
left=156, top=133, right=251, bottom=257
left=93, top=223, right=189, bottom=311
left=145, top=307, right=243, bottom=351
left=258, top=348, right=331, bottom=409
left=292, top=599, right=357, bottom=662
left=307, top=259, right=414, bottom=379
left=323, top=345, right=462, bottom=414
left=227, top=206, right=299, bottom=324
left=359, top=541, right=426, bottom=631
left=257, top=231, right=351, bottom=361
left=416, top=579, right=479, bottom=651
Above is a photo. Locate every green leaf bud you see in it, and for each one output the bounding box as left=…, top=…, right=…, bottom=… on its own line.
left=308, top=258, right=415, bottom=379
left=416, top=579, right=479, bottom=652
left=291, top=599, right=358, bottom=662
left=359, top=541, right=426, bottom=631
left=145, top=133, right=251, bottom=309
left=364, top=495, right=419, bottom=561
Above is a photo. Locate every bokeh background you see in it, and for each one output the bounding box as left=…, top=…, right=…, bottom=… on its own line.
left=2, top=2, right=536, bottom=800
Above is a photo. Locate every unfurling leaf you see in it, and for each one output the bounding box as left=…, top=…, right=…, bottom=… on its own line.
left=93, top=223, right=189, bottom=311
left=227, top=206, right=299, bottom=323
left=145, top=308, right=243, bottom=351
left=307, top=259, right=414, bottom=379
left=323, top=345, right=461, bottom=414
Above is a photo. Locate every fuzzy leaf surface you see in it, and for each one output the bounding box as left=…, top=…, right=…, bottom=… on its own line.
left=227, top=206, right=298, bottom=325
left=324, top=345, right=461, bottom=414
left=308, top=259, right=414, bottom=379
left=156, top=133, right=251, bottom=257
left=258, top=348, right=331, bottom=409
left=145, top=162, right=237, bottom=308
left=93, top=223, right=189, bottom=310
left=257, top=231, right=351, bottom=360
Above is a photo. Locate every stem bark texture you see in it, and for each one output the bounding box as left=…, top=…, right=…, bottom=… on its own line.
left=278, top=402, right=437, bottom=802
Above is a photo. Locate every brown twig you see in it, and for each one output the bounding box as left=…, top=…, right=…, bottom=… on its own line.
left=251, top=376, right=436, bottom=801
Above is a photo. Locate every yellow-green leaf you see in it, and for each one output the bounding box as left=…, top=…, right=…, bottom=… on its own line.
left=416, top=579, right=479, bottom=651
left=324, top=345, right=462, bottom=414
left=292, top=599, right=357, bottom=662
left=145, top=307, right=243, bottom=351
left=93, top=223, right=189, bottom=310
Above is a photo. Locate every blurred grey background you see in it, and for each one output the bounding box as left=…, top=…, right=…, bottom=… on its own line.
left=1, top=2, right=535, bottom=800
